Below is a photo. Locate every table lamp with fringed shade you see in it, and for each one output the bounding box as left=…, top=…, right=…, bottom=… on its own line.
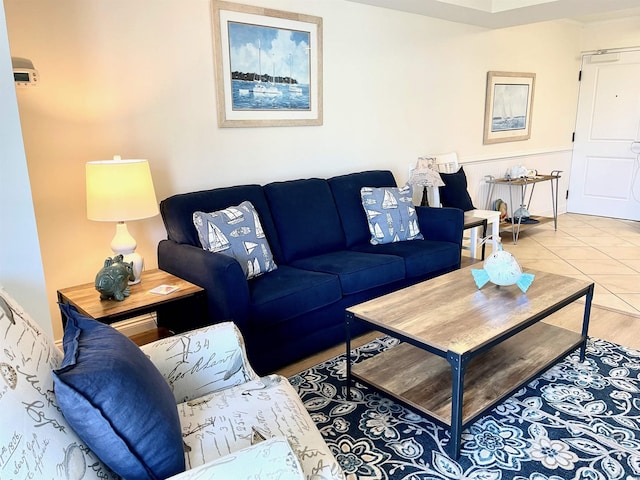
left=86, top=156, right=159, bottom=284
left=407, top=157, right=444, bottom=206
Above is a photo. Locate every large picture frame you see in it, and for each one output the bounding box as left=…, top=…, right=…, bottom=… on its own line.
left=483, top=71, right=535, bottom=144
left=212, top=1, right=323, bottom=127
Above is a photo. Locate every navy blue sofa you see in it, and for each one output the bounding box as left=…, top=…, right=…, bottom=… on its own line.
left=158, top=170, right=463, bottom=374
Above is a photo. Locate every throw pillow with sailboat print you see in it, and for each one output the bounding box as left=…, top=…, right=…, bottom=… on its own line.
left=193, top=201, right=277, bottom=279
left=360, top=185, right=423, bottom=245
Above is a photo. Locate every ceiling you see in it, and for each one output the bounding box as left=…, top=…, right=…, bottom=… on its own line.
left=344, top=0, right=640, bottom=29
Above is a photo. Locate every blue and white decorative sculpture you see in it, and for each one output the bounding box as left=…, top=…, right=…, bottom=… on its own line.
left=471, top=237, right=535, bottom=293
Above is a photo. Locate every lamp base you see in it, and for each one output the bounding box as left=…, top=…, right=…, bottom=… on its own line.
left=420, top=186, right=430, bottom=207
left=120, top=251, right=143, bottom=285
left=111, top=222, right=144, bottom=284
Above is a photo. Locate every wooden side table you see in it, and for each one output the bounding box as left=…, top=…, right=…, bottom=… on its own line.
left=57, top=269, right=206, bottom=342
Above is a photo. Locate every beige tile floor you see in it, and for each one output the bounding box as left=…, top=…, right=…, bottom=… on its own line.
left=490, top=213, right=640, bottom=315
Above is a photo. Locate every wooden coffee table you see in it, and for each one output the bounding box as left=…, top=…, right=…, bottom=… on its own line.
left=345, top=265, right=594, bottom=458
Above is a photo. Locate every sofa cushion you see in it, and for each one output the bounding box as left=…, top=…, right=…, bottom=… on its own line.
left=264, top=178, right=345, bottom=263
left=439, top=166, right=475, bottom=211
left=291, top=250, right=405, bottom=294
left=329, top=170, right=398, bottom=248
left=249, top=265, right=342, bottom=325
left=0, top=287, right=119, bottom=480
left=194, top=200, right=277, bottom=279
left=361, top=185, right=424, bottom=245
left=160, top=184, right=284, bottom=262
left=177, top=437, right=305, bottom=480
left=53, top=303, right=185, bottom=480
left=178, top=375, right=341, bottom=479
left=352, top=239, right=460, bottom=278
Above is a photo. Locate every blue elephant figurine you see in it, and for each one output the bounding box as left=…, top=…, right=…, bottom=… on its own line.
left=95, top=254, right=134, bottom=301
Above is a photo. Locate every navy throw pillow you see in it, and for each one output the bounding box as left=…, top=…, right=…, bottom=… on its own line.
left=53, top=303, right=185, bottom=480
left=439, top=166, right=475, bottom=211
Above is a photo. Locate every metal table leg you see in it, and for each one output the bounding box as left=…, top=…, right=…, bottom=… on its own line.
left=484, top=179, right=496, bottom=210
left=579, top=284, right=594, bottom=361
left=550, top=170, right=562, bottom=231
left=480, top=218, right=487, bottom=260
left=447, top=351, right=470, bottom=459
left=346, top=312, right=353, bottom=400
left=507, top=181, right=518, bottom=244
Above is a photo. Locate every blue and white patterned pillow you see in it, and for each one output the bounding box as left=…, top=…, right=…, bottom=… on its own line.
left=193, top=201, right=277, bottom=279
left=360, top=185, right=424, bottom=245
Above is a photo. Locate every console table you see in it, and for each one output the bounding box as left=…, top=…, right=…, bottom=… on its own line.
left=485, top=171, right=562, bottom=244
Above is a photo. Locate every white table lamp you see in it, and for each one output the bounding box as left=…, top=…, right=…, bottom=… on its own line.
left=86, top=156, right=159, bottom=284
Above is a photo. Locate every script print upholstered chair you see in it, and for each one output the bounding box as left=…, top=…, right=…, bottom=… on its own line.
left=428, top=152, right=500, bottom=258
left=0, top=285, right=344, bottom=480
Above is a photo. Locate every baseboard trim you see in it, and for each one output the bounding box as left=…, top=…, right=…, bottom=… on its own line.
left=112, top=313, right=158, bottom=336
left=54, top=314, right=157, bottom=349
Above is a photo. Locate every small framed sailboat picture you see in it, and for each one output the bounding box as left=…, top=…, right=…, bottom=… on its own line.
left=483, top=71, right=535, bottom=144
left=212, top=1, right=323, bottom=127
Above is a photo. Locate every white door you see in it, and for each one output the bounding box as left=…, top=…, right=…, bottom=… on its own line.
left=568, top=49, right=640, bottom=221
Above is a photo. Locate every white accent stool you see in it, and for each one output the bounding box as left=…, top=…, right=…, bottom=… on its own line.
left=466, top=209, right=500, bottom=259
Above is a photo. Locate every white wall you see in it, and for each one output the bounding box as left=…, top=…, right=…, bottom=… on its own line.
left=581, top=16, right=640, bottom=52
left=4, top=0, right=632, bottom=340
left=0, top=2, right=51, bottom=336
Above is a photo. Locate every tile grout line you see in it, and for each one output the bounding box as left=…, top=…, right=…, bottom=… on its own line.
left=519, top=214, right=640, bottom=315
left=563, top=216, right=640, bottom=314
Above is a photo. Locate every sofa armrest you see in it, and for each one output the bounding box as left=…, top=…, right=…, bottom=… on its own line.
left=158, top=239, right=250, bottom=331
left=166, top=437, right=305, bottom=480
left=416, top=206, right=464, bottom=246
left=141, top=322, right=259, bottom=403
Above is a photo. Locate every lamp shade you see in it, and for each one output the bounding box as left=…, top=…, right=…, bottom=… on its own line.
left=86, top=157, right=159, bottom=222
left=408, top=157, right=444, bottom=188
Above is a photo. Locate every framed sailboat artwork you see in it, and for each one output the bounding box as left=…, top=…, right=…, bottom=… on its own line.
left=483, top=71, right=535, bottom=144
left=212, top=1, right=323, bottom=127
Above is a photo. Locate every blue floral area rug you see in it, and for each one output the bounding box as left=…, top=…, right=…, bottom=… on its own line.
left=289, top=336, right=640, bottom=480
